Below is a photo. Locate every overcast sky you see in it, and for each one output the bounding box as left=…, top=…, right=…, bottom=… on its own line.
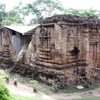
left=0, top=0, right=100, bottom=11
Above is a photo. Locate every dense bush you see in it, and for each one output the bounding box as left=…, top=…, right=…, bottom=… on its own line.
left=0, top=83, right=10, bottom=100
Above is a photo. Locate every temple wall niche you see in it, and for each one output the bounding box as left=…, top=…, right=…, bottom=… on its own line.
left=60, top=25, right=67, bottom=64
left=53, top=24, right=62, bottom=63
left=35, top=25, right=54, bottom=64
left=79, top=27, right=90, bottom=63
left=89, top=27, right=100, bottom=67
left=66, top=26, right=78, bottom=64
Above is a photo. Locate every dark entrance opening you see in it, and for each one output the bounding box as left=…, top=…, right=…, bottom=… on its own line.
left=70, top=46, right=80, bottom=56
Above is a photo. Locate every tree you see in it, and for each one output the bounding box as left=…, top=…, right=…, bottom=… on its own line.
left=23, top=0, right=65, bottom=24
left=65, top=8, right=100, bottom=18
left=0, top=3, right=6, bottom=27
left=2, top=9, right=23, bottom=26
left=0, top=3, right=24, bottom=27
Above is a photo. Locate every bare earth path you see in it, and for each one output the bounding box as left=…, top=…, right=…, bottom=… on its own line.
left=6, top=82, right=54, bottom=100
left=6, top=81, right=100, bottom=100
left=50, top=88, right=100, bottom=100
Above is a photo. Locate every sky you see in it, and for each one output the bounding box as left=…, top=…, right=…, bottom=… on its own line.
left=0, top=0, right=100, bottom=11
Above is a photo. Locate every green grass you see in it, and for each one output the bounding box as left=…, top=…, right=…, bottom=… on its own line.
left=11, top=94, right=43, bottom=100
left=0, top=69, right=42, bottom=100
left=63, top=82, right=100, bottom=94
left=0, top=69, right=8, bottom=82
left=73, top=97, right=100, bottom=100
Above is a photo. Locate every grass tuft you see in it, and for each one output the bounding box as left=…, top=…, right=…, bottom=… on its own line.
left=11, top=94, right=43, bottom=100
left=63, top=83, right=100, bottom=94
left=73, top=97, right=100, bottom=100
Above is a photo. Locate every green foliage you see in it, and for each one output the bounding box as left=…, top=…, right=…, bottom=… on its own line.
left=0, top=3, right=24, bottom=27
left=0, top=3, right=6, bottom=27
left=13, top=78, right=17, bottom=82
left=2, top=9, right=23, bottom=26
left=65, top=8, right=100, bottom=18
left=63, top=82, right=100, bottom=94
left=29, top=80, right=38, bottom=87
left=0, top=83, right=10, bottom=100
left=1, top=1, right=100, bottom=26
left=23, top=0, right=64, bottom=24
left=51, top=82, right=60, bottom=92
left=13, top=1, right=24, bottom=15
left=0, top=69, right=8, bottom=82
left=11, top=56, right=17, bottom=61
left=73, top=97, right=100, bottom=100
left=11, top=94, right=42, bottom=100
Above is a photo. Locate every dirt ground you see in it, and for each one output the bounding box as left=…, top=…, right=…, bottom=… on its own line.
left=0, top=68, right=99, bottom=100
left=6, top=79, right=100, bottom=100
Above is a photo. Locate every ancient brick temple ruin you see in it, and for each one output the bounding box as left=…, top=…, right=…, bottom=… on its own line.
left=0, top=28, right=15, bottom=68
left=14, top=14, right=100, bottom=88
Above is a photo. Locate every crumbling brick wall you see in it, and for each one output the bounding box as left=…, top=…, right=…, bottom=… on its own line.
left=0, top=28, right=15, bottom=68
left=24, top=14, right=100, bottom=88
